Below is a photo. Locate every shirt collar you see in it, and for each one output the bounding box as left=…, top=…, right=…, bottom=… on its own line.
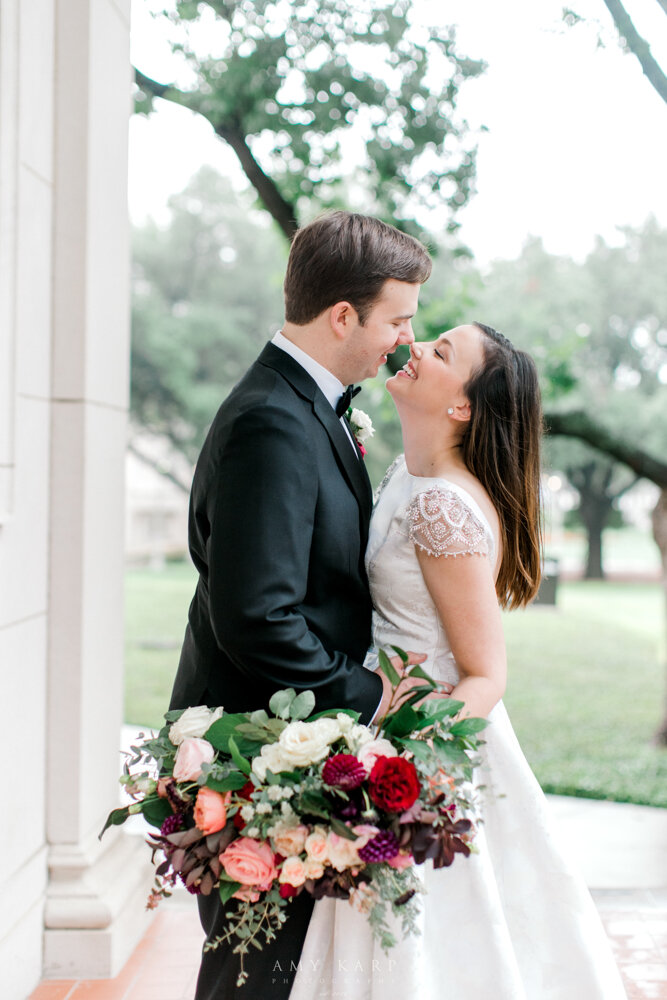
left=272, top=330, right=345, bottom=412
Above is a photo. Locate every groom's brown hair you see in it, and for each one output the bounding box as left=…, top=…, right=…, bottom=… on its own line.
left=284, top=211, right=432, bottom=325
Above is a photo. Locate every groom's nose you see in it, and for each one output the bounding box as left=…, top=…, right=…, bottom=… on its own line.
left=396, top=321, right=415, bottom=346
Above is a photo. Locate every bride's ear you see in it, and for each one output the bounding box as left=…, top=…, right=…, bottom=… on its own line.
left=451, top=399, right=471, bottom=423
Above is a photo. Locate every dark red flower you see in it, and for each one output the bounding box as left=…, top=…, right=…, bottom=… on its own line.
left=368, top=756, right=420, bottom=813
left=322, top=754, right=366, bottom=790
left=279, top=883, right=301, bottom=899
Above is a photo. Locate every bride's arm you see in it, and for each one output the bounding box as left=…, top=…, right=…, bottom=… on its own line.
left=416, top=548, right=506, bottom=719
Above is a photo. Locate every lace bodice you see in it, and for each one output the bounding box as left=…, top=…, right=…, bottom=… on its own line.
left=365, top=455, right=496, bottom=687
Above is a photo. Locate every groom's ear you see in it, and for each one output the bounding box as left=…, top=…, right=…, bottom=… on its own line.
left=330, top=301, right=359, bottom=339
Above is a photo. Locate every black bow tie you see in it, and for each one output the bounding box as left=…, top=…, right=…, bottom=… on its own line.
left=335, top=384, right=362, bottom=418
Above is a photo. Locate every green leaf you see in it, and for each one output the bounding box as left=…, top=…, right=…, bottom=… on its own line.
left=205, top=714, right=263, bottom=756
left=378, top=649, right=400, bottom=686
left=228, top=735, right=252, bottom=776
left=390, top=645, right=409, bottom=665
left=298, top=790, right=331, bottom=820
left=218, top=879, right=242, bottom=904
left=382, top=702, right=420, bottom=738
left=204, top=772, right=250, bottom=792
left=390, top=685, right=437, bottom=710
left=432, top=737, right=470, bottom=765
left=308, top=707, right=359, bottom=723
left=163, top=709, right=185, bottom=722
left=449, top=718, right=488, bottom=736
left=406, top=663, right=437, bottom=687
left=248, top=709, right=269, bottom=725
left=330, top=817, right=358, bottom=841
left=142, top=797, right=173, bottom=828
left=399, top=737, right=434, bottom=763
left=99, top=806, right=130, bottom=839
left=269, top=688, right=296, bottom=719
left=425, top=699, right=465, bottom=720
left=289, top=690, right=316, bottom=720
left=235, top=723, right=277, bottom=743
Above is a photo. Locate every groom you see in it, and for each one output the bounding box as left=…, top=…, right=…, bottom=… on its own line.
left=169, top=211, right=432, bottom=998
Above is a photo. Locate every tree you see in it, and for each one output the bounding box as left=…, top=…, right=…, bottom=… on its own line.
left=564, top=1, right=667, bottom=105
left=131, top=166, right=287, bottom=486
left=134, top=0, right=485, bottom=239
left=474, top=223, right=667, bottom=577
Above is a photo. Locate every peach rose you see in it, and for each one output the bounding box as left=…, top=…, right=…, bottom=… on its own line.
left=173, top=737, right=215, bottom=782
left=326, top=831, right=361, bottom=872
left=194, top=787, right=231, bottom=835
left=279, top=856, right=307, bottom=887
left=303, top=858, right=324, bottom=880
left=219, top=838, right=278, bottom=891
left=270, top=823, right=309, bottom=857
left=304, top=828, right=329, bottom=863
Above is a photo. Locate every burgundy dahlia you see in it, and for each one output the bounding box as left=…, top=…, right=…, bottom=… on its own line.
left=160, top=813, right=184, bottom=837
left=358, top=830, right=400, bottom=863
left=322, top=753, right=367, bottom=790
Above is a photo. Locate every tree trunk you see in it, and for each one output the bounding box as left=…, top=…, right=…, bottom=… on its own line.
left=583, top=512, right=605, bottom=578
left=651, top=488, right=667, bottom=745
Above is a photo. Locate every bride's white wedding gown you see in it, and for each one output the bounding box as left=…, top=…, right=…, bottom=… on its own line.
left=289, top=456, right=627, bottom=1000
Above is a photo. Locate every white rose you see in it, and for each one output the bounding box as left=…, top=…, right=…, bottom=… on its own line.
left=303, top=857, right=324, bottom=880
left=277, top=718, right=340, bottom=768
left=169, top=705, right=223, bottom=746
left=344, top=723, right=375, bottom=753
left=357, top=738, right=397, bottom=775
left=349, top=408, right=374, bottom=444
left=335, top=712, right=354, bottom=733
left=252, top=742, right=288, bottom=782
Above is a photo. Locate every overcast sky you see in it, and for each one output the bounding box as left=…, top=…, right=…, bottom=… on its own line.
left=129, top=0, right=667, bottom=264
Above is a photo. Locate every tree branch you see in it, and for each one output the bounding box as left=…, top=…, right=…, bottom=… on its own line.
left=133, top=68, right=298, bottom=240
left=544, top=409, right=667, bottom=488
left=601, top=0, right=667, bottom=104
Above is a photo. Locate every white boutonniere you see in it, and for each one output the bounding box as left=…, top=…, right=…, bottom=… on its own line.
left=348, top=408, right=374, bottom=457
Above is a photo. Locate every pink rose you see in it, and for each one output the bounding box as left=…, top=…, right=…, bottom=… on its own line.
left=173, top=737, right=215, bottom=782
left=304, top=828, right=328, bottom=862
left=194, top=787, right=231, bottom=835
left=386, top=851, right=414, bottom=871
left=219, top=838, right=278, bottom=891
left=232, top=884, right=261, bottom=902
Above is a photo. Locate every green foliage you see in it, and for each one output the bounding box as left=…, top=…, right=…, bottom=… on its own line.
left=140, top=0, right=485, bottom=231
left=131, top=168, right=288, bottom=462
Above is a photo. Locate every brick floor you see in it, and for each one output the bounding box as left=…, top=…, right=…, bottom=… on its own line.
left=27, top=890, right=667, bottom=1000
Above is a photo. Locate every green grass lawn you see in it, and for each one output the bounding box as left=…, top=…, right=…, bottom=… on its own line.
left=125, top=565, right=667, bottom=807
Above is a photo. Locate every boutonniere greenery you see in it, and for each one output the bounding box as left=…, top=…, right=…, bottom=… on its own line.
left=348, top=408, right=374, bottom=457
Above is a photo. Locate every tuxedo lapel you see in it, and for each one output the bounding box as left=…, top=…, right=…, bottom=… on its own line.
left=257, top=343, right=373, bottom=523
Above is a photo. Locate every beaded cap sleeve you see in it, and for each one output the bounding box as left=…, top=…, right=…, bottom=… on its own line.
left=408, top=485, right=490, bottom=558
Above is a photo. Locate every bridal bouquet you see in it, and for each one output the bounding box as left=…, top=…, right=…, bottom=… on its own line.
left=101, top=649, right=487, bottom=986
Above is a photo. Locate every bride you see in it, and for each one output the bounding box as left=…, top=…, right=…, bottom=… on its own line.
left=289, top=322, right=627, bottom=999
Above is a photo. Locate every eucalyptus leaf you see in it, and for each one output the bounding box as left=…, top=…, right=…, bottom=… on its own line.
left=269, top=688, right=296, bottom=719
left=399, top=737, right=433, bottom=762
left=289, top=690, right=316, bottom=720
left=204, top=772, right=250, bottom=792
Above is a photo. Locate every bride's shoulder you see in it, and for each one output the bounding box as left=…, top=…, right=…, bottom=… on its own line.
left=406, top=477, right=497, bottom=560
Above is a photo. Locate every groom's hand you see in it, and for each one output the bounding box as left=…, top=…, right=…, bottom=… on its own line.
left=374, top=651, right=452, bottom=719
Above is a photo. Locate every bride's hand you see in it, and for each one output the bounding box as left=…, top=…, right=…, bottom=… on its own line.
left=374, top=651, right=451, bottom=717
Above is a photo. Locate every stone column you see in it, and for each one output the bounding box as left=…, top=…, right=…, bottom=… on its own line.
left=44, top=0, right=154, bottom=978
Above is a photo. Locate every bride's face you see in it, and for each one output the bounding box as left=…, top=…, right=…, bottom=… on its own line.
left=387, top=324, right=485, bottom=420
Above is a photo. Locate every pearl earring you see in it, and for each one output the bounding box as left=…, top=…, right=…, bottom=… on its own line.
left=447, top=407, right=454, bottom=415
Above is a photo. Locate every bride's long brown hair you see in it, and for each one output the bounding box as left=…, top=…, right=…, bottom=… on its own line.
left=461, top=323, right=543, bottom=609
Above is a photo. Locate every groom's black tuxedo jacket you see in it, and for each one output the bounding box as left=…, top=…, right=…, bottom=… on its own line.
left=170, top=342, right=383, bottom=724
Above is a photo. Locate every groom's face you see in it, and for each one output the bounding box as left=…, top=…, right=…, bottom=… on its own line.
left=345, top=279, right=421, bottom=382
